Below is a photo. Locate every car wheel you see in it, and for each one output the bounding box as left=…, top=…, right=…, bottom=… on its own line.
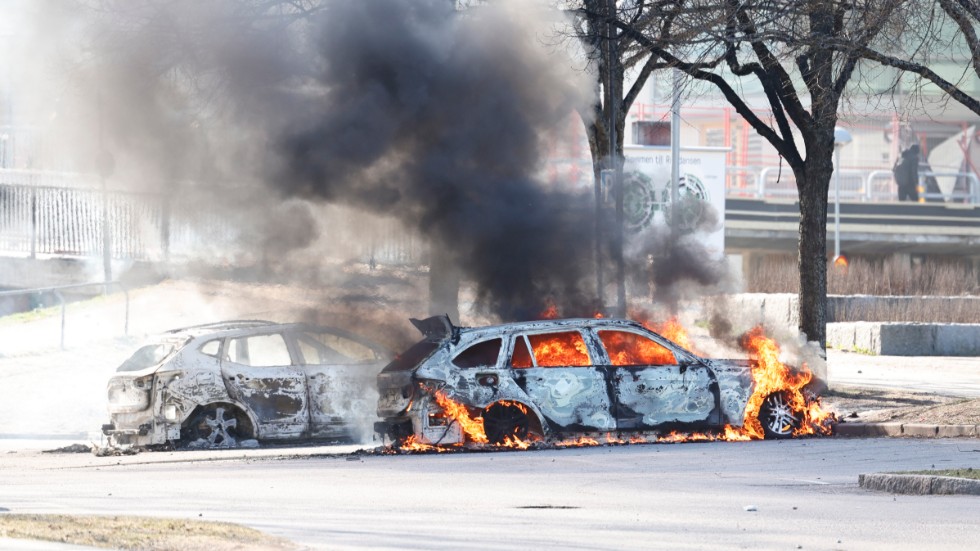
left=180, top=405, right=250, bottom=448
left=759, top=392, right=801, bottom=439
left=482, top=402, right=536, bottom=444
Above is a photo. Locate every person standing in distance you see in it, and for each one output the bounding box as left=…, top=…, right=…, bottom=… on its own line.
left=893, top=144, right=921, bottom=202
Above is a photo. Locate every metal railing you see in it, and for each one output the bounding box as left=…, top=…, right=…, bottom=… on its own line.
left=729, top=166, right=980, bottom=204
left=0, top=281, right=129, bottom=349
left=0, top=173, right=427, bottom=267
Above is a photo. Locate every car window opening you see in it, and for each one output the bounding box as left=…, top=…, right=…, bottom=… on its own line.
left=199, top=339, right=221, bottom=358
left=117, top=343, right=177, bottom=372
left=510, top=335, right=534, bottom=368
left=527, top=331, right=592, bottom=367
left=228, top=334, right=291, bottom=367
left=296, top=332, right=376, bottom=365
left=598, top=330, right=676, bottom=366
left=452, top=338, right=502, bottom=368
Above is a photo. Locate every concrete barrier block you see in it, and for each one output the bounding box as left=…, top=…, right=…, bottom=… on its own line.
left=834, top=423, right=903, bottom=437
left=760, top=294, right=787, bottom=326
left=826, top=323, right=855, bottom=351
left=902, top=424, right=939, bottom=437
left=787, top=295, right=799, bottom=327
left=934, top=324, right=980, bottom=356
left=859, top=473, right=932, bottom=494
left=878, top=324, right=937, bottom=356
left=936, top=425, right=979, bottom=438
left=853, top=322, right=881, bottom=354
left=930, top=476, right=980, bottom=495
left=860, top=473, right=980, bottom=495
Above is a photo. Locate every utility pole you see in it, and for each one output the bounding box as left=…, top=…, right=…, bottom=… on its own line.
left=99, top=93, right=113, bottom=286
left=670, top=68, right=681, bottom=230
left=607, top=0, right=625, bottom=317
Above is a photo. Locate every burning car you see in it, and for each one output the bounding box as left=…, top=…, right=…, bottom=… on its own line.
left=375, top=315, right=826, bottom=447
left=103, top=320, right=389, bottom=449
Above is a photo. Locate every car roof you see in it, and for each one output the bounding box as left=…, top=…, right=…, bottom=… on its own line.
left=411, top=315, right=653, bottom=344
left=455, top=317, right=647, bottom=339
left=155, top=320, right=390, bottom=358
left=162, top=320, right=376, bottom=344
left=163, top=320, right=280, bottom=338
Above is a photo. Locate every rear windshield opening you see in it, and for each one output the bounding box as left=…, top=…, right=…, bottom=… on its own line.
left=117, top=343, right=178, bottom=372
left=382, top=340, right=439, bottom=373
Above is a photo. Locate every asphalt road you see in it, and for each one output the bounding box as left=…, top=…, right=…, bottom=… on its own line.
left=826, top=350, right=980, bottom=397
left=2, top=438, right=979, bottom=550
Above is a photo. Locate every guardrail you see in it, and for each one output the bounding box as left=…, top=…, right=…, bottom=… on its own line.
left=0, top=281, right=128, bottom=349
left=729, top=166, right=980, bottom=204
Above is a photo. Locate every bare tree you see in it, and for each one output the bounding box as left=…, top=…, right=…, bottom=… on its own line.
left=566, top=1, right=659, bottom=176
left=561, top=1, right=660, bottom=312
left=592, top=1, right=903, bottom=348
left=837, top=0, right=980, bottom=116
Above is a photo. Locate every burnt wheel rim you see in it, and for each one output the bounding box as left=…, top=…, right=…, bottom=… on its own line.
left=482, top=404, right=530, bottom=444
left=189, top=407, right=239, bottom=447
left=762, top=393, right=798, bottom=437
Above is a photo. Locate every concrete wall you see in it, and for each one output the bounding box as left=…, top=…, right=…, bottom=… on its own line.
left=730, top=293, right=980, bottom=324
left=827, top=322, right=980, bottom=356
left=728, top=293, right=800, bottom=327
left=729, top=293, right=980, bottom=355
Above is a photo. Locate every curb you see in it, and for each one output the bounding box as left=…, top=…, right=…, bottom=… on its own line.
left=859, top=473, right=980, bottom=496
left=834, top=422, right=979, bottom=438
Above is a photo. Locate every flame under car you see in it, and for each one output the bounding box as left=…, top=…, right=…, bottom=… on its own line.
left=103, top=320, right=389, bottom=449
left=375, top=315, right=818, bottom=446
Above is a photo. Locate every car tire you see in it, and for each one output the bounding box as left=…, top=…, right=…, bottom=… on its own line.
left=758, top=391, right=801, bottom=439
left=482, top=402, right=538, bottom=444
left=180, top=405, right=252, bottom=448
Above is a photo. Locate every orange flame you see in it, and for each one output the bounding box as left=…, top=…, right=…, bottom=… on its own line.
left=398, top=390, right=543, bottom=451
left=599, top=330, right=676, bottom=365
left=431, top=390, right=489, bottom=444
left=725, top=326, right=835, bottom=439
left=556, top=436, right=599, bottom=447
left=539, top=301, right=559, bottom=319
left=644, top=316, right=698, bottom=354
left=511, top=332, right=592, bottom=368
left=400, top=434, right=440, bottom=452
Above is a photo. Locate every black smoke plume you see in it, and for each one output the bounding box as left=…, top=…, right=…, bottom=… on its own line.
left=274, top=1, right=596, bottom=320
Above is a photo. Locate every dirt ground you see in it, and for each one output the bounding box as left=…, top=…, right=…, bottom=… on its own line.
left=822, top=387, right=980, bottom=426
left=0, top=514, right=296, bottom=550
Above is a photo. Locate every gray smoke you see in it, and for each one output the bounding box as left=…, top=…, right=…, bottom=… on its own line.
left=12, top=0, right=599, bottom=321
left=14, top=0, right=731, bottom=324
left=626, top=199, right=734, bottom=311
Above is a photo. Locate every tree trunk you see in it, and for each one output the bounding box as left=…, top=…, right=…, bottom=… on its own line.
left=795, top=144, right=835, bottom=349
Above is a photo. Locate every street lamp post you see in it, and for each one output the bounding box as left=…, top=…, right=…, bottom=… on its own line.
left=833, top=127, right=852, bottom=261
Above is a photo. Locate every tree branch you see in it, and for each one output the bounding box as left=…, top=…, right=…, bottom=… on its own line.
left=849, top=44, right=980, bottom=115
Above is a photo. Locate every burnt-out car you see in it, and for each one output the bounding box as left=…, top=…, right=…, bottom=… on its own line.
left=103, top=320, right=389, bottom=449
left=376, top=316, right=813, bottom=446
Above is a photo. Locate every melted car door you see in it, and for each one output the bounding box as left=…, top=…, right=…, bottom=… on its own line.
left=220, top=332, right=308, bottom=438
left=511, top=330, right=616, bottom=432
left=294, top=330, right=383, bottom=439
left=597, top=329, right=716, bottom=429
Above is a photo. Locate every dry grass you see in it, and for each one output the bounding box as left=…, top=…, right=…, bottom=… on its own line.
left=746, top=255, right=980, bottom=322
left=897, top=469, right=980, bottom=480
left=0, top=514, right=296, bottom=550
left=748, top=254, right=980, bottom=296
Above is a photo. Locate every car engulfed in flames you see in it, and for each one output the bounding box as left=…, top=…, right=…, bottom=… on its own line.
left=375, top=315, right=833, bottom=451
